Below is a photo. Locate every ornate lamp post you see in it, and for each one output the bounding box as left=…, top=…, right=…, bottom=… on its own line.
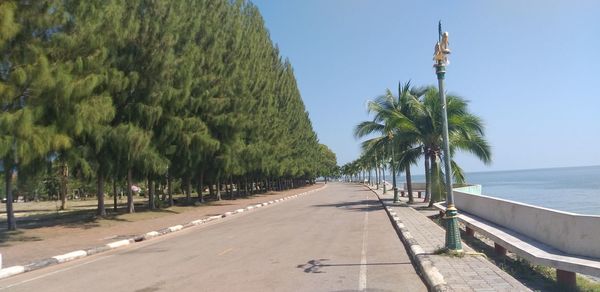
left=433, top=21, right=462, bottom=252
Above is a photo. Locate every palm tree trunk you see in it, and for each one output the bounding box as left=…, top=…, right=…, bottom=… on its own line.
left=5, top=162, right=16, bottom=230
left=375, top=162, right=380, bottom=189
left=382, top=163, right=386, bottom=193
left=97, top=173, right=106, bottom=216
left=428, top=154, right=441, bottom=208
left=127, top=169, right=135, bottom=213
left=424, top=150, right=431, bottom=202
left=406, top=167, right=414, bottom=204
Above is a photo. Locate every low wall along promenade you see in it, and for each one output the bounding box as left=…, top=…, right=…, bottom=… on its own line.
left=454, top=191, right=600, bottom=259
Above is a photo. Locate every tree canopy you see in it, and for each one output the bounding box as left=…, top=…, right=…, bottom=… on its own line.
left=0, top=0, right=336, bottom=229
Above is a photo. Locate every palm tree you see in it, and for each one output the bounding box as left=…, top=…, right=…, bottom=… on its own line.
left=354, top=83, right=422, bottom=203
left=408, top=86, right=492, bottom=206
left=354, top=82, right=491, bottom=207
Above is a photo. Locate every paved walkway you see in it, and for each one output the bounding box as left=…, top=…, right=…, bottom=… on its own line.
left=370, top=184, right=530, bottom=291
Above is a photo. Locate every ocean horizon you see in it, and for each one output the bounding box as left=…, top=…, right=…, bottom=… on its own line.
left=394, top=165, right=600, bottom=216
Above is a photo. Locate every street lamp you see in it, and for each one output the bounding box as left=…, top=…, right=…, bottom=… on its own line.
left=433, top=21, right=462, bottom=252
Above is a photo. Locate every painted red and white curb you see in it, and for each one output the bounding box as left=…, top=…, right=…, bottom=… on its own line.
left=0, top=184, right=328, bottom=280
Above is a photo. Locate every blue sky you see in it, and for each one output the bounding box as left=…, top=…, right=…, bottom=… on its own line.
left=252, top=0, right=600, bottom=172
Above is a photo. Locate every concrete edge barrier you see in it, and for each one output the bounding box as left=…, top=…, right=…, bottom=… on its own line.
left=106, top=239, right=132, bottom=249
left=52, top=250, right=87, bottom=263
left=144, top=231, right=160, bottom=239
left=23, top=258, right=59, bottom=272
left=365, top=184, right=449, bottom=291
left=0, top=266, right=25, bottom=279
left=0, top=183, right=328, bottom=280
left=168, top=225, right=183, bottom=232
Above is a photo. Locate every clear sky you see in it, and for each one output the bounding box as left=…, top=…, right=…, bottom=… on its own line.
left=251, top=0, right=600, bottom=172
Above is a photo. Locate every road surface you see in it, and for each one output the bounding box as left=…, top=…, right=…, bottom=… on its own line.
left=0, top=183, right=426, bottom=291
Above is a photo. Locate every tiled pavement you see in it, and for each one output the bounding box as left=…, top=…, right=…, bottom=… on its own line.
left=369, top=184, right=530, bottom=291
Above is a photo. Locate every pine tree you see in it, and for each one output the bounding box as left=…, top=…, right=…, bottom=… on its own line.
left=0, top=1, right=72, bottom=230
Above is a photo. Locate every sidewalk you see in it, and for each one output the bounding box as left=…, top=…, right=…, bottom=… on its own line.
left=367, top=183, right=530, bottom=292
left=0, top=184, right=324, bottom=268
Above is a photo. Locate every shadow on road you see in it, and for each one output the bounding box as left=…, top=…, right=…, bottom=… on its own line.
left=311, top=200, right=383, bottom=212
left=297, top=259, right=411, bottom=273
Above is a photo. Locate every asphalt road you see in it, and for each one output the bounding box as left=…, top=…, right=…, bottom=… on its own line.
left=0, top=183, right=426, bottom=292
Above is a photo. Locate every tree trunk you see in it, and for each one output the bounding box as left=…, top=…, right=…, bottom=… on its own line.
left=160, top=180, right=166, bottom=201
left=195, top=180, right=202, bottom=204
left=127, top=169, right=135, bottom=213
left=148, top=178, right=155, bottom=210
left=59, top=163, right=68, bottom=210
left=209, top=183, right=214, bottom=197
left=5, top=163, right=16, bottom=230
left=382, top=164, right=386, bottom=193
left=154, top=181, right=159, bottom=208
left=216, top=175, right=221, bottom=201
left=375, top=162, right=380, bottom=189
left=406, top=167, right=414, bottom=204
left=113, top=179, right=118, bottom=212
left=228, top=176, right=234, bottom=199
left=198, top=171, right=204, bottom=203
left=167, top=172, right=173, bottom=206
left=184, top=175, right=192, bottom=203
left=97, top=173, right=106, bottom=216
left=424, top=151, right=431, bottom=202
left=428, top=154, right=441, bottom=208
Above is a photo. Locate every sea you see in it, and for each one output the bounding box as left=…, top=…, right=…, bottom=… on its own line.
left=401, top=165, right=600, bottom=216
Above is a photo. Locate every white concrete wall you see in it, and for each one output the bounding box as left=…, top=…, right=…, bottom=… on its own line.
left=454, top=191, right=600, bottom=259
left=453, top=185, right=482, bottom=195
left=402, top=183, right=482, bottom=195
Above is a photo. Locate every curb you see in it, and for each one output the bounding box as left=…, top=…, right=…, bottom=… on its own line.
left=365, top=184, right=450, bottom=292
left=0, top=184, right=328, bottom=280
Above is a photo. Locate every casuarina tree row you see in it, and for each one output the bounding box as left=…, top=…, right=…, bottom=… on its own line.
left=0, top=0, right=337, bottom=230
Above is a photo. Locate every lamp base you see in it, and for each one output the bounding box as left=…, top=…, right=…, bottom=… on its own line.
left=444, top=204, right=463, bottom=251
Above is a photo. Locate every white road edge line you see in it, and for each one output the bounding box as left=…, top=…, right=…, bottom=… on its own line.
left=0, top=255, right=115, bottom=290
left=359, top=192, right=369, bottom=291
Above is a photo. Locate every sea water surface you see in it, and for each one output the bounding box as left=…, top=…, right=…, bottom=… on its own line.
left=405, top=165, right=600, bottom=215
